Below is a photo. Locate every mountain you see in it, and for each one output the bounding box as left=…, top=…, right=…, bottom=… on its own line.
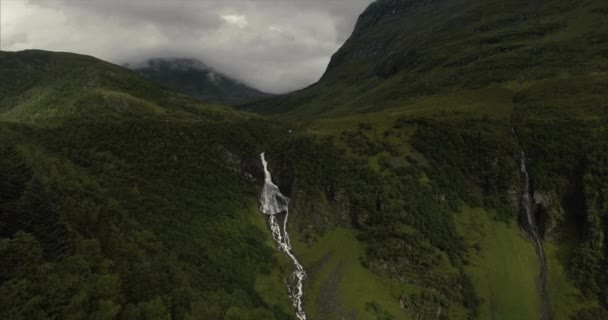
left=0, top=51, right=250, bottom=124
left=242, top=0, right=608, bottom=119
left=129, top=58, right=274, bottom=105
left=2, top=1, right=608, bottom=320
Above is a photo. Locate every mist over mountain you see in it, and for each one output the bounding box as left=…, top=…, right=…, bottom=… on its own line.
left=1, top=0, right=373, bottom=93
left=128, top=58, right=274, bottom=105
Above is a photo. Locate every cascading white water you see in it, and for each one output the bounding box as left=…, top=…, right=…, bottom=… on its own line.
left=512, top=129, right=544, bottom=253
left=512, top=128, right=552, bottom=320
left=518, top=148, right=545, bottom=261
left=259, top=153, right=307, bottom=320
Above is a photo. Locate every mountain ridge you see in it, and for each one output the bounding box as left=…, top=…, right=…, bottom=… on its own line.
left=0, top=49, right=248, bottom=124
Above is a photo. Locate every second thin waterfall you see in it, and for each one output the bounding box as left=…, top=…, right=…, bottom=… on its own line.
left=512, top=128, right=552, bottom=320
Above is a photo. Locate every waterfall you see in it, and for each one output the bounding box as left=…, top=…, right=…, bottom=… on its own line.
left=259, top=153, right=307, bottom=320
left=517, top=144, right=544, bottom=258
left=512, top=128, right=552, bottom=320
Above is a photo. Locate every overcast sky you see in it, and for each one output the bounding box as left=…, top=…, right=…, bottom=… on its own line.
left=1, top=0, right=373, bottom=93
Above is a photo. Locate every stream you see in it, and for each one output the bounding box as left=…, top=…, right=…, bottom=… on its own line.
left=512, top=129, right=552, bottom=320
left=259, top=152, right=307, bottom=320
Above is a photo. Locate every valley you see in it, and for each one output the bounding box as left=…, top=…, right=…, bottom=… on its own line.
left=2, top=0, right=608, bottom=320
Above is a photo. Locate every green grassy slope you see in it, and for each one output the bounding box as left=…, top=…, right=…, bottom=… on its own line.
left=457, top=206, right=542, bottom=320
left=293, top=228, right=412, bottom=320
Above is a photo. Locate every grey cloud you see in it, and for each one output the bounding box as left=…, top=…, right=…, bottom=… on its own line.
left=2, top=0, right=373, bottom=93
left=2, top=32, right=29, bottom=48
left=37, top=0, right=225, bottom=31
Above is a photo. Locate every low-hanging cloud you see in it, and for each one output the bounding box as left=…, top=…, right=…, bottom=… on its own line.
left=1, top=0, right=373, bottom=93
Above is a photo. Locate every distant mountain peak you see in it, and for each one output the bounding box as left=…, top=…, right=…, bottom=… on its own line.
left=145, top=58, right=210, bottom=71
left=129, top=57, right=273, bottom=105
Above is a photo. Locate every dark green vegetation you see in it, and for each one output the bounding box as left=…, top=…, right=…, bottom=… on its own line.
left=513, top=78, right=608, bottom=320
left=3, top=0, right=608, bottom=319
left=0, top=50, right=295, bottom=320
left=130, top=58, right=273, bottom=106
left=265, top=130, right=481, bottom=319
